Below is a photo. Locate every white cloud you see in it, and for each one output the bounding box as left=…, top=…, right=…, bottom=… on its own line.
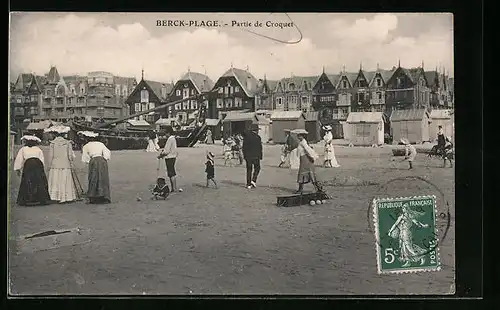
left=9, top=13, right=454, bottom=84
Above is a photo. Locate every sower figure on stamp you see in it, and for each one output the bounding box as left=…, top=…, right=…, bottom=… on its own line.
left=388, top=203, right=429, bottom=267
left=242, top=124, right=263, bottom=189
left=158, top=126, right=183, bottom=193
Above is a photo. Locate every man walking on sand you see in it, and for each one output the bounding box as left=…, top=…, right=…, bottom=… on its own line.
left=242, top=124, right=263, bottom=189
left=158, top=126, right=183, bottom=193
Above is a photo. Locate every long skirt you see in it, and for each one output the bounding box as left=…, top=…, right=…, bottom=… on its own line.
left=87, top=156, right=111, bottom=204
left=17, top=158, right=51, bottom=206
left=324, top=145, right=340, bottom=167
left=289, top=148, right=300, bottom=170
left=297, top=155, right=317, bottom=184
left=48, top=168, right=77, bottom=203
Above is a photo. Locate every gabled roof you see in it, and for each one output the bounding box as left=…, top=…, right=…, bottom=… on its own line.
left=368, top=69, right=395, bottom=86
left=46, top=66, right=61, bottom=84
left=270, top=111, right=304, bottom=120
left=14, top=73, right=33, bottom=91
left=335, top=72, right=359, bottom=88
left=346, top=112, right=384, bottom=123
left=144, top=80, right=173, bottom=100
left=425, top=71, right=439, bottom=88
left=221, top=68, right=259, bottom=97
left=179, top=71, right=214, bottom=93
left=276, top=75, right=319, bottom=92
left=390, top=109, right=429, bottom=121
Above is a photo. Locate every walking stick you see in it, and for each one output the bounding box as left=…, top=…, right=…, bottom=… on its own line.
left=70, top=161, right=85, bottom=200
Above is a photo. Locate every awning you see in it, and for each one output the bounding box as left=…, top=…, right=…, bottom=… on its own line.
left=205, top=118, right=220, bottom=126
left=346, top=112, right=384, bottom=123
left=390, top=109, right=428, bottom=122
left=155, top=118, right=178, bottom=125
left=126, top=120, right=152, bottom=127
left=270, top=111, right=304, bottom=120
left=222, top=112, right=256, bottom=122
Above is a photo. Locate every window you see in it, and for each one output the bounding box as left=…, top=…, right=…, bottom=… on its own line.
left=216, top=98, right=223, bottom=108
left=235, top=97, right=242, bottom=107
left=289, top=83, right=295, bottom=91
left=377, top=92, right=382, bottom=100
left=115, top=85, right=121, bottom=95
left=191, top=89, right=196, bottom=95
left=97, top=107, right=105, bottom=117
left=141, top=89, right=149, bottom=103
left=175, top=103, right=180, bottom=110
left=377, top=79, right=382, bottom=87
left=135, top=103, right=140, bottom=112
left=235, top=86, right=240, bottom=92
left=301, top=96, right=309, bottom=105
left=182, top=88, right=189, bottom=99
left=225, top=98, right=233, bottom=108
left=122, top=88, right=128, bottom=97
left=218, top=88, right=223, bottom=94
left=168, top=106, right=173, bottom=117
left=31, top=95, right=36, bottom=102
left=182, top=101, right=189, bottom=110
left=224, top=87, right=229, bottom=95
left=191, top=100, right=197, bottom=110
left=276, top=97, right=283, bottom=106
left=57, top=86, right=65, bottom=96
left=149, top=102, right=155, bottom=110
left=30, top=107, right=37, bottom=115
left=176, top=89, right=181, bottom=96
left=303, top=81, right=308, bottom=91
left=343, top=80, right=347, bottom=88
left=358, top=92, right=365, bottom=102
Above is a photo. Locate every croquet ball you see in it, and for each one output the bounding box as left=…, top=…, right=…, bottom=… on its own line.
left=309, top=200, right=316, bottom=206
left=136, top=196, right=142, bottom=201
left=316, top=200, right=322, bottom=205
left=178, top=188, right=184, bottom=192
left=321, top=200, right=327, bottom=204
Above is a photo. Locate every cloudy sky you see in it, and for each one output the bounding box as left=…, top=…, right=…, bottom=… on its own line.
left=9, top=12, right=453, bottom=83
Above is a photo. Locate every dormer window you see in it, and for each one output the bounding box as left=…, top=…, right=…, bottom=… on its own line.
left=161, top=85, right=167, bottom=98
left=235, top=86, right=240, bottom=92
left=289, top=83, right=295, bottom=91
left=57, top=85, right=65, bottom=96
left=376, top=78, right=382, bottom=87
left=342, top=80, right=347, bottom=88
left=140, top=89, right=149, bottom=103
left=303, top=81, right=308, bottom=91
left=176, top=89, right=181, bottom=96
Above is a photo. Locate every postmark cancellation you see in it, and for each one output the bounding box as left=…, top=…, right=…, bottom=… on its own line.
left=373, top=195, right=441, bottom=274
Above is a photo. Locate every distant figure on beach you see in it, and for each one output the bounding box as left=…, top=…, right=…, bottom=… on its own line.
left=14, top=135, right=51, bottom=206
left=205, top=151, right=217, bottom=188
left=45, top=125, right=80, bottom=203
left=146, top=131, right=160, bottom=152
left=401, top=138, right=417, bottom=170
left=80, top=131, right=112, bottom=204
left=204, top=129, right=214, bottom=144
left=322, top=125, right=340, bottom=168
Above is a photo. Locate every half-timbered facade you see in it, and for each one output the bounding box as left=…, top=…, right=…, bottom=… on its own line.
left=385, top=63, right=431, bottom=113
left=11, top=73, right=44, bottom=129
left=351, top=67, right=373, bottom=113
left=311, top=72, right=340, bottom=123
left=169, top=71, right=213, bottom=124
left=254, top=76, right=277, bottom=111
left=368, top=68, right=394, bottom=113
left=273, top=75, right=317, bottom=112
left=334, top=70, right=358, bottom=119
left=208, top=67, right=258, bottom=119
left=126, top=74, right=172, bottom=123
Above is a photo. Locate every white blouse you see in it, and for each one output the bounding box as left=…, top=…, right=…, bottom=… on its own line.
left=297, top=140, right=319, bottom=160
left=81, top=141, right=111, bottom=164
left=13, top=146, right=45, bottom=171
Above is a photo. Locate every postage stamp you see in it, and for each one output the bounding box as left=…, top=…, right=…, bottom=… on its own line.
left=373, top=195, right=441, bottom=274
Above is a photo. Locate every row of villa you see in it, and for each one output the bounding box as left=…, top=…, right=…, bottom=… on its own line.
left=10, top=62, right=454, bottom=144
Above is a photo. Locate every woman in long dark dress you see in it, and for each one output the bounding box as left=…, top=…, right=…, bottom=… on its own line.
left=13, top=135, right=51, bottom=206
left=79, top=131, right=112, bottom=204
left=294, top=129, right=321, bottom=194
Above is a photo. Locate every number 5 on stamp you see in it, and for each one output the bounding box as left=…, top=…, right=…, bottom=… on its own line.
left=373, top=195, right=441, bottom=274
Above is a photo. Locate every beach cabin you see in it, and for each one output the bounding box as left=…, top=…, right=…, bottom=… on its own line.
left=390, top=109, right=430, bottom=144
left=429, top=109, right=453, bottom=142
left=345, top=112, right=385, bottom=146
left=304, top=111, right=321, bottom=143
left=221, top=111, right=256, bottom=139
left=255, top=115, right=271, bottom=143
left=270, top=111, right=306, bottom=144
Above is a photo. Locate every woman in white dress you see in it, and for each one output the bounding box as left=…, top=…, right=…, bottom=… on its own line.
left=13, top=135, right=51, bottom=206
left=79, top=131, right=112, bottom=204
left=146, top=131, right=160, bottom=152
left=45, top=125, right=79, bottom=203
left=323, top=125, right=340, bottom=168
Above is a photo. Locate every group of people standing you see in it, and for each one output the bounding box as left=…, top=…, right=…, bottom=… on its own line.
left=13, top=126, right=112, bottom=206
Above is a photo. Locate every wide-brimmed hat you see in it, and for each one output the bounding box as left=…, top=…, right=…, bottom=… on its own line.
left=44, top=125, right=71, bottom=134
left=77, top=130, right=99, bottom=137
left=322, top=125, right=332, bottom=131
left=207, top=151, right=215, bottom=159
left=291, top=129, right=308, bottom=135
left=400, top=138, right=409, bottom=145
left=21, top=135, right=41, bottom=143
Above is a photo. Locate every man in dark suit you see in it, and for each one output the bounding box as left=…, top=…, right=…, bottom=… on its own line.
left=242, top=124, right=263, bottom=189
